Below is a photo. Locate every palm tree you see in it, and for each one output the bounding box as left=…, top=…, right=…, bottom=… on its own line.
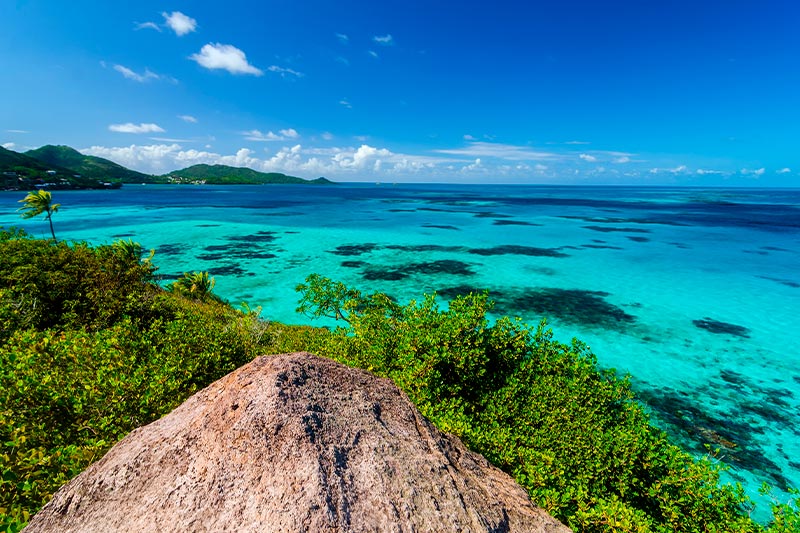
left=172, top=271, right=221, bottom=302
left=18, top=190, right=60, bottom=242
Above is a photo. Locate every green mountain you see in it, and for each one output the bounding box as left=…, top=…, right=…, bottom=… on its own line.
left=0, top=146, right=98, bottom=190
left=2, top=144, right=335, bottom=189
left=25, top=145, right=156, bottom=184
left=163, top=164, right=334, bottom=185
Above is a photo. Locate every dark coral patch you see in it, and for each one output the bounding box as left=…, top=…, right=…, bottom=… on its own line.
left=627, top=236, right=650, bottom=243
left=583, top=225, right=652, bottom=234
left=206, top=265, right=253, bottom=277
left=468, top=245, right=569, bottom=258
left=340, top=261, right=368, bottom=268
left=361, top=260, right=475, bottom=282
left=328, top=243, right=380, bottom=256
left=580, top=244, right=624, bottom=250
left=112, top=233, right=136, bottom=238
left=422, top=224, right=461, bottom=231
left=638, top=387, right=791, bottom=490
left=493, top=288, right=636, bottom=331
left=693, top=318, right=751, bottom=338
left=385, top=244, right=467, bottom=253
left=757, top=276, right=800, bottom=288
left=227, top=231, right=278, bottom=243
left=492, top=220, right=542, bottom=226
left=157, top=243, right=189, bottom=256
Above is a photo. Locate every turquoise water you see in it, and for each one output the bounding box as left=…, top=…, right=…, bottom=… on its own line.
left=2, top=184, right=798, bottom=514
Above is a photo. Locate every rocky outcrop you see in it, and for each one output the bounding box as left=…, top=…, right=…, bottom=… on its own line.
left=24, top=352, right=570, bottom=532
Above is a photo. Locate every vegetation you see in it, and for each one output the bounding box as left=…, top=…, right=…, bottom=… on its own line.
left=0, top=233, right=797, bottom=532
left=162, top=164, right=333, bottom=185
left=0, top=229, right=320, bottom=532
left=17, top=190, right=60, bottom=242
left=2, top=145, right=334, bottom=188
left=296, top=274, right=800, bottom=532
left=24, top=145, right=154, bottom=185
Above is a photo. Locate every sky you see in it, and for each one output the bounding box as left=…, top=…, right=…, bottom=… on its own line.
left=2, top=0, right=799, bottom=185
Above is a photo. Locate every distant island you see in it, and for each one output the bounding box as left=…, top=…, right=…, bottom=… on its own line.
left=0, top=145, right=333, bottom=190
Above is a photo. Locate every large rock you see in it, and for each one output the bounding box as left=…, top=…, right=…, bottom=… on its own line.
left=25, top=352, right=570, bottom=532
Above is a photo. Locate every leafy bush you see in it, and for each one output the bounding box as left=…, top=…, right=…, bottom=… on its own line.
left=0, top=231, right=316, bottom=531
left=297, top=274, right=798, bottom=532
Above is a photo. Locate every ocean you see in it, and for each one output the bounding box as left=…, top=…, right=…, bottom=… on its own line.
left=2, top=183, right=798, bottom=513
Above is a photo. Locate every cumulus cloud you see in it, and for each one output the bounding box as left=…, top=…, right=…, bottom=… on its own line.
left=109, top=123, right=165, bottom=134
left=321, top=132, right=334, bottom=141
left=190, top=43, right=263, bottom=76
left=463, top=134, right=476, bottom=141
left=336, top=33, right=349, bottom=43
left=135, top=21, right=161, bottom=32
left=163, top=11, right=197, bottom=36
left=696, top=169, right=724, bottom=175
left=579, top=153, right=597, bottom=162
left=373, top=34, right=394, bottom=45
left=339, top=99, right=352, bottom=108
left=243, top=128, right=300, bottom=141
left=2, top=142, right=16, bottom=149
left=777, top=167, right=791, bottom=174
left=267, top=65, right=304, bottom=78
left=178, top=115, right=198, bottom=123
left=114, top=64, right=160, bottom=83
left=613, top=156, right=631, bottom=163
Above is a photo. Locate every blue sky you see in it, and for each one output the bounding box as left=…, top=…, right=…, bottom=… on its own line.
left=2, top=0, right=799, bottom=184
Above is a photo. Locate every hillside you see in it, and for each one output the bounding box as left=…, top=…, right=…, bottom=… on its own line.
left=163, top=164, right=333, bottom=185
left=0, top=146, right=89, bottom=189
left=25, top=145, right=157, bottom=184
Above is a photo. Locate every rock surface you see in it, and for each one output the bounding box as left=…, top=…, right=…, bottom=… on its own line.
left=25, top=352, right=571, bottom=533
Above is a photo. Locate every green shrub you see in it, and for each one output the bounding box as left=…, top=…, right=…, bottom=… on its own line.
left=297, top=274, right=797, bottom=532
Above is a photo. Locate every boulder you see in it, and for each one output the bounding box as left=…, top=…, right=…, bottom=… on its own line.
left=25, top=352, right=570, bottom=532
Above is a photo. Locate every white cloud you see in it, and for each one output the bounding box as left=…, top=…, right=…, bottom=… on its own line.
left=336, top=33, right=349, bottom=43
left=149, top=137, right=193, bottom=143
left=463, top=134, right=476, bottom=141
left=650, top=165, right=688, bottom=174
left=135, top=21, right=161, bottom=32
left=696, top=168, right=724, bottom=175
left=2, top=142, right=16, bottom=149
left=109, top=122, right=165, bottom=134
left=565, top=140, right=591, bottom=145
left=740, top=167, right=765, bottom=176
left=190, top=43, right=263, bottom=76
left=114, top=64, right=160, bottom=83
left=436, top=141, right=560, bottom=161
left=267, top=65, right=304, bottom=78
left=335, top=56, right=350, bottom=66
left=367, top=50, right=379, bottom=58
left=163, top=11, right=197, bottom=36
left=5, top=129, right=29, bottom=134
left=613, top=156, right=631, bottom=163
left=777, top=167, right=791, bottom=174
left=321, top=132, right=334, bottom=141
left=243, top=129, right=300, bottom=142
left=178, top=115, right=198, bottom=123
left=579, top=154, right=597, bottom=162
left=339, top=99, right=352, bottom=108
left=373, top=34, right=394, bottom=45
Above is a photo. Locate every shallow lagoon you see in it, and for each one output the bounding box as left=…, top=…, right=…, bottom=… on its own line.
left=2, top=184, right=798, bottom=513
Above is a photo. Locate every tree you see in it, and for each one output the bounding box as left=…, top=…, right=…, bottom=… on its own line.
left=171, top=271, right=221, bottom=303
left=18, top=190, right=60, bottom=242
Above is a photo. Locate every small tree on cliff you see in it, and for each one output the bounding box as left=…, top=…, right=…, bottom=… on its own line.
left=18, top=190, right=60, bottom=242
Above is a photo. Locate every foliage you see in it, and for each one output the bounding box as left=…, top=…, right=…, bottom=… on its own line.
left=162, top=164, right=331, bottom=185
left=170, top=271, right=222, bottom=303
left=17, top=191, right=60, bottom=241
left=0, top=231, right=317, bottom=531
left=296, top=274, right=799, bottom=533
